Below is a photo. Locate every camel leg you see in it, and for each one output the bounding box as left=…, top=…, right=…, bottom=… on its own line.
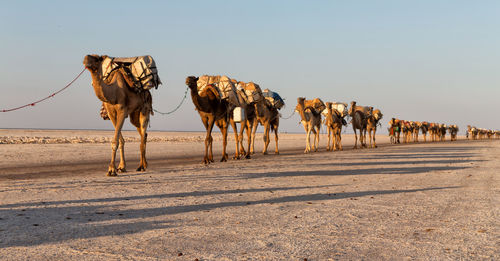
left=274, top=124, right=279, bottom=154
left=373, top=129, right=377, bottom=148
left=244, top=120, right=252, bottom=159
left=262, top=122, right=271, bottom=155
left=238, top=121, right=247, bottom=157
left=107, top=109, right=126, bottom=177
left=203, top=117, right=215, bottom=164
left=230, top=119, right=240, bottom=160
left=338, top=128, right=343, bottom=151
left=368, top=129, right=373, bottom=148
left=116, top=133, right=126, bottom=172
left=305, top=125, right=311, bottom=153
left=327, top=127, right=332, bottom=151
left=136, top=112, right=149, bottom=171
left=250, top=119, right=258, bottom=155
left=353, top=128, right=358, bottom=149
left=314, top=126, right=320, bottom=152
left=219, top=121, right=228, bottom=162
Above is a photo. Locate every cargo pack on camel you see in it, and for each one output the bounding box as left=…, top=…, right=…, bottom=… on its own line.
left=262, top=89, right=285, bottom=110
left=196, top=75, right=241, bottom=107
left=237, top=82, right=264, bottom=104
left=101, top=55, right=162, bottom=91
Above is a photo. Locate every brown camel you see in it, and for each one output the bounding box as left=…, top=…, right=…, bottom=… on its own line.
left=324, top=102, right=344, bottom=151
left=420, top=122, right=429, bottom=142
left=83, top=55, right=152, bottom=176
left=388, top=118, right=401, bottom=144
left=412, top=121, right=421, bottom=142
left=250, top=92, right=280, bottom=155
left=235, top=82, right=279, bottom=157
left=448, top=125, right=459, bottom=141
left=296, top=97, right=324, bottom=153
left=185, top=76, right=242, bottom=164
left=349, top=101, right=368, bottom=149
left=365, top=108, right=383, bottom=148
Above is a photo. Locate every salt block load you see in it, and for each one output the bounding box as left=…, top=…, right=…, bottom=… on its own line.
left=237, top=82, right=264, bottom=104
left=100, top=55, right=162, bottom=90
left=196, top=75, right=244, bottom=122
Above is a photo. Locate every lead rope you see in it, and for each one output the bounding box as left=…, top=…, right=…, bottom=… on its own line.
left=153, top=87, right=189, bottom=115
left=1, top=68, right=86, bottom=113
left=280, top=109, right=295, bottom=119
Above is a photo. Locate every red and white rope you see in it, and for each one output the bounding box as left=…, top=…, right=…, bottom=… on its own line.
left=1, top=68, right=86, bottom=113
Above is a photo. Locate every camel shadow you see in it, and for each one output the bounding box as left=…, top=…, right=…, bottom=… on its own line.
left=0, top=186, right=458, bottom=248
left=242, top=165, right=470, bottom=179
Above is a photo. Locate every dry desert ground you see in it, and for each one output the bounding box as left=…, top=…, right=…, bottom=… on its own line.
left=0, top=129, right=499, bottom=260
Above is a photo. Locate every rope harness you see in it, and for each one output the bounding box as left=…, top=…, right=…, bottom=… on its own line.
left=1, top=68, right=86, bottom=113
left=280, top=109, right=295, bottom=119
left=153, top=87, right=189, bottom=115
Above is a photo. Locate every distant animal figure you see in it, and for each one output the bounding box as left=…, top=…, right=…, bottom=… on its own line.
left=349, top=101, right=369, bottom=149
left=365, top=108, right=383, bottom=148
left=296, top=97, right=325, bottom=153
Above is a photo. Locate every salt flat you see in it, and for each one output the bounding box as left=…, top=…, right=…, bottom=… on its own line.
left=0, top=129, right=498, bottom=260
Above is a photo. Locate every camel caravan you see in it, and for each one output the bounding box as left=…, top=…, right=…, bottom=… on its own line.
left=185, top=75, right=284, bottom=164
left=294, top=99, right=382, bottom=152
left=387, top=120, right=460, bottom=144
left=467, top=126, right=500, bottom=140
left=82, top=54, right=498, bottom=176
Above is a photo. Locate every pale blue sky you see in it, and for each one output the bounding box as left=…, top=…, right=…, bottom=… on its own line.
left=1, top=1, right=499, bottom=133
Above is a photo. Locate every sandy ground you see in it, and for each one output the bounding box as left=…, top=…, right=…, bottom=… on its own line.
left=0, top=129, right=498, bottom=260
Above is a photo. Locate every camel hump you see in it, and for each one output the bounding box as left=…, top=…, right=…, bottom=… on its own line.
left=101, top=55, right=162, bottom=90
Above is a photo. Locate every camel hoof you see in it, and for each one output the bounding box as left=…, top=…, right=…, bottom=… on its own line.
left=262, top=151, right=268, bottom=155
left=233, top=155, right=241, bottom=160
left=220, top=157, right=227, bottom=162
left=136, top=166, right=146, bottom=172
left=245, top=154, right=251, bottom=159
left=107, top=171, right=117, bottom=177
left=117, top=168, right=127, bottom=173
left=275, top=151, right=279, bottom=155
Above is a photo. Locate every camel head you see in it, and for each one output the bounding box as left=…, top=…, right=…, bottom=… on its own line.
left=349, top=101, right=357, bottom=115
left=295, top=97, right=306, bottom=112
left=373, top=109, right=382, bottom=121
left=83, top=54, right=104, bottom=71
left=323, top=102, right=332, bottom=116
left=185, top=76, right=199, bottom=90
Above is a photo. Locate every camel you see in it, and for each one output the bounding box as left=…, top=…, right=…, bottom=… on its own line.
left=365, top=108, right=383, bottom=148
left=83, top=55, right=152, bottom=176
left=349, top=101, right=368, bottom=149
left=429, top=123, right=438, bottom=142
left=251, top=94, right=280, bottom=155
left=388, top=118, right=401, bottom=144
left=420, top=122, right=429, bottom=142
left=236, top=82, right=280, bottom=156
left=296, top=97, right=324, bottom=153
left=185, top=76, right=242, bottom=164
left=401, top=121, right=413, bottom=143
left=438, top=124, right=447, bottom=141
left=323, top=102, right=345, bottom=151
left=448, top=125, right=459, bottom=141
left=412, top=121, right=421, bottom=142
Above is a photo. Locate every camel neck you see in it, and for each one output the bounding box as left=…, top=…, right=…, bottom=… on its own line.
left=88, top=68, right=116, bottom=104
left=296, top=104, right=308, bottom=121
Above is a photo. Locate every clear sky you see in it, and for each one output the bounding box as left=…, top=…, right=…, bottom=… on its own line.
left=1, top=1, right=499, bottom=133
